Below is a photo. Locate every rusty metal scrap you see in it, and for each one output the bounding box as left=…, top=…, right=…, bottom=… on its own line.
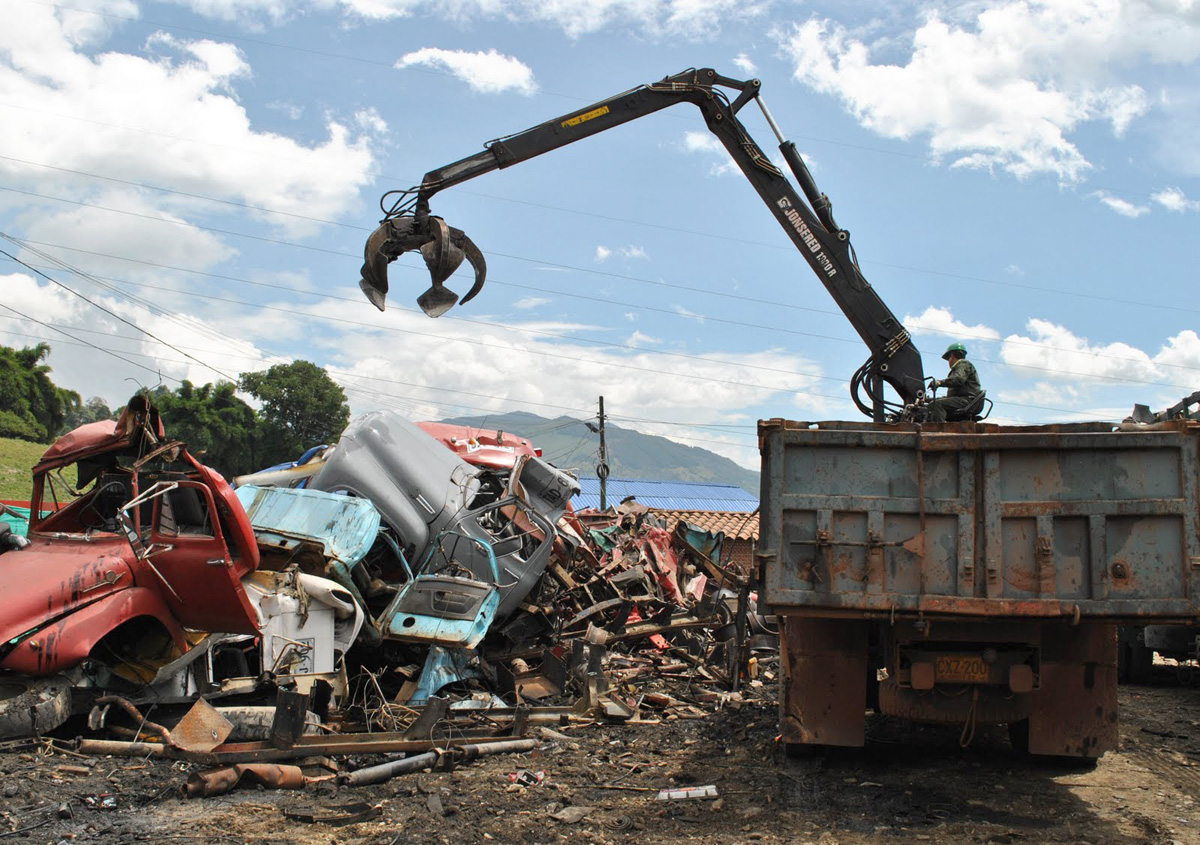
left=184, top=763, right=310, bottom=798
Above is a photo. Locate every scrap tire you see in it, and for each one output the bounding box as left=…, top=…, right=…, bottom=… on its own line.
left=0, top=675, right=71, bottom=740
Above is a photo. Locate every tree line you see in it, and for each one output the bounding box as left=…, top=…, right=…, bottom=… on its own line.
left=0, top=343, right=351, bottom=478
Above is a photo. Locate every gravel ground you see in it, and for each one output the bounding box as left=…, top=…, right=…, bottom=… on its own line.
left=3, top=678, right=1200, bottom=844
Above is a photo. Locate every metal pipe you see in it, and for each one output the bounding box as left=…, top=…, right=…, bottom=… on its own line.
left=452, top=737, right=538, bottom=761
left=340, top=738, right=538, bottom=787
left=76, top=739, right=165, bottom=757
left=340, top=751, right=438, bottom=787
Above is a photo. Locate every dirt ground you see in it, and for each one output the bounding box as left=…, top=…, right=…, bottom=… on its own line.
left=3, top=674, right=1200, bottom=845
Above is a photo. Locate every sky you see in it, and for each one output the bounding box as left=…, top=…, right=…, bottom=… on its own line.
left=2, top=0, right=1198, bottom=471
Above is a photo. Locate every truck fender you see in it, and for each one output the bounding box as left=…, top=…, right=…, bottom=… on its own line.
left=0, top=587, right=187, bottom=676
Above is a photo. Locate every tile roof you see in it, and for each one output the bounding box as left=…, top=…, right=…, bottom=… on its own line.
left=571, top=477, right=758, bottom=513
left=651, top=509, right=760, bottom=541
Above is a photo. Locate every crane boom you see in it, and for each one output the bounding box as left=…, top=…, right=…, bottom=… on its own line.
left=360, top=67, right=925, bottom=418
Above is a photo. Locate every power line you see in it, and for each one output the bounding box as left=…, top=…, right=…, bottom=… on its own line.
left=6, top=170, right=1197, bottom=326
left=0, top=237, right=239, bottom=382
left=6, top=180, right=1199, bottom=376
left=7, top=244, right=1195, bottom=396
left=0, top=303, right=177, bottom=382
left=0, top=290, right=1114, bottom=425
left=0, top=323, right=774, bottom=453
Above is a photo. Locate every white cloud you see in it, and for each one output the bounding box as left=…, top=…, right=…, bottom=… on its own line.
left=0, top=272, right=277, bottom=408
left=996, top=381, right=1082, bottom=409
left=1005, top=264, right=1025, bottom=276
left=513, top=296, right=550, bottom=309
left=1000, top=320, right=1200, bottom=386
left=682, top=130, right=738, bottom=176
left=354, top=108, right=389, bottom=134
left=776, top=0, right=1200, bottom=182
left=594, top=245, right=647, bottom=260
left=1093, top=191, right=1149, bottom=217
left=327, top=303, right=824, bottom=469
left=0, top=5, right=381, bottom=243
left=628, top=330, right=662, bottom=346
left=1154, top=329, right=1200, bottom=372
left=903, top=306, right=1001, bottom=342
left=673, top=305, right=706, bottom=323
left=396, top=48, right=537, bottom=95
left=733, top=52, right=757, bottom=75
left=341, top=0, right=767, bottom=38
left=20, top=192, right=238, bottom=280
left=1152, top=187, right=1200, bottom=212
left=266, top=100, right=305, bottom=120
left=162, top=0, right=295, bottom=24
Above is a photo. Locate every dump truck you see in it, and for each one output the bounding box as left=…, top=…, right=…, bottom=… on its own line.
left=354, top=66, right=1195, bottom=759
left=757, top=417, right=1200, bottom=760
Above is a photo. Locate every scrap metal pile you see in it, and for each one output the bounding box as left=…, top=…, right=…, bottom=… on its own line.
left=0, top=401, right=774, bottom=798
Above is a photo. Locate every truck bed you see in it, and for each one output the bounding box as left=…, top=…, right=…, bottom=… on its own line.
left=758, top=419, right=1200, bottom=622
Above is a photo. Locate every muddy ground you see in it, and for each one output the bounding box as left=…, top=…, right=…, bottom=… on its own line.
left=3, top=675, right=1200, bottom=844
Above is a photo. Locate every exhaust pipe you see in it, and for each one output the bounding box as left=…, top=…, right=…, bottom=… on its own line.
left=359, top=213, right=487, bottom=318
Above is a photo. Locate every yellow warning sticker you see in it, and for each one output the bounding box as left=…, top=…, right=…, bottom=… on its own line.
left=561, top=105, right=610, bottom=128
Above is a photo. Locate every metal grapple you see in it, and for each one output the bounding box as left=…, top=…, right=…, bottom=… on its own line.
left=359, top=212, right=487, bottom=318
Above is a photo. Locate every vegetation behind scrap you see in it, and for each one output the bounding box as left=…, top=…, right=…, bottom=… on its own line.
left=0, top=342, right=349, bottom=481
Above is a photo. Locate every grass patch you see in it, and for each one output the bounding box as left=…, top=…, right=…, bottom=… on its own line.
left=0, top=437, right=46, bottom=501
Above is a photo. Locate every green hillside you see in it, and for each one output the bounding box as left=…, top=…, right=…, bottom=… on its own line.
left=0, top=437, right=45, bottom=502
left=439, top=411, right=760, bottom=496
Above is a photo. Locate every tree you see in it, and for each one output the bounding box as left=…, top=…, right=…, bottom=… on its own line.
left=59, top=396, right=115, bottom=435
left=152, top=381, right=259, bottom=478
left=239, top=361, right=350, bottom=467
left=0, top=343, right=78, bottom=442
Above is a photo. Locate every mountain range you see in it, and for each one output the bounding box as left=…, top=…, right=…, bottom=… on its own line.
left=438, top=412, right=759, bottom=496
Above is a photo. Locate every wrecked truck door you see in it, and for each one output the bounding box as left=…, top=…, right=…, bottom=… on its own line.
left=379, top=531, right=501, bottom=650
left=125, top=481, right=260, bottom=635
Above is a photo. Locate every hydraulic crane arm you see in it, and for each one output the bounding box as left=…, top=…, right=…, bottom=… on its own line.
left=360, top=67, right=925, bottom=417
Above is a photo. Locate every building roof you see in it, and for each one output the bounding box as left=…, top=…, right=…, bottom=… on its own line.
left=651, top=509, right=759, bottom=541
left=572, top=477, right=758, bottom=513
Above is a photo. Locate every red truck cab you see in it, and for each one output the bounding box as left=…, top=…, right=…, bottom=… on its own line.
left=0, top=397, right=260, bottom=678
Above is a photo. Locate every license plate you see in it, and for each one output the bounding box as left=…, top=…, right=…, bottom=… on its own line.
left=935, top=655, right=989, bottom=683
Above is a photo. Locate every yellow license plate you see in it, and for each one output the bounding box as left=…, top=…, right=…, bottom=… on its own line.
left=935, top=655, right=989, bottom=683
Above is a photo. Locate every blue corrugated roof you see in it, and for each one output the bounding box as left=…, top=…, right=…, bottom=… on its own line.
left=572, top=477, right=758, bottom=512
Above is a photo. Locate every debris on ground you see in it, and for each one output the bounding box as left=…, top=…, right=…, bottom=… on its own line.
left=0, top=402, right=779, bottom=832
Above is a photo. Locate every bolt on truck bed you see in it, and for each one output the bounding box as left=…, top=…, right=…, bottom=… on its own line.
left=756, top=418, right=1200, bottom=759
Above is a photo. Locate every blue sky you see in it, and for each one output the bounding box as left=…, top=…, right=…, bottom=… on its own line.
left=2, top=0, right=1198, bottom=469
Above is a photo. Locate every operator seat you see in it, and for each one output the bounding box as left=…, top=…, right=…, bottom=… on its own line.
left=945, top=391, right=990, bottom=422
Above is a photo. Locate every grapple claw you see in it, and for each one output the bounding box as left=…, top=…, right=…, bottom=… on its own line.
left=359, top=212, right=488, bottom=318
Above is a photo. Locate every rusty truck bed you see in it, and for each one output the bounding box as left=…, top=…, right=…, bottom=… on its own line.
left=757, top=419, right=1200, bottom=622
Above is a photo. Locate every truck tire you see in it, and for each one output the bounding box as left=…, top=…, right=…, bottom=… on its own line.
left=0, top=675, right=72, bottom=740
left=878, top=680, right=1031, bottom=725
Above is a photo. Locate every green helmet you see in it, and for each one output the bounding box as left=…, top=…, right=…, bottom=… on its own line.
left=942, top=342, right=967, bottom=361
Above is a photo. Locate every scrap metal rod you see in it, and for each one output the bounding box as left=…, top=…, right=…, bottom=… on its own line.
left=341, top=738, right=538, bottom=787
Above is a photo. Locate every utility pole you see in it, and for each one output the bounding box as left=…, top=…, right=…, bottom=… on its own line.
left=597, top=396, right=609, bottom=511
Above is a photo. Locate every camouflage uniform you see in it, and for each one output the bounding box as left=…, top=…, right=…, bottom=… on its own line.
left=929, top=358, right=981, bottom=422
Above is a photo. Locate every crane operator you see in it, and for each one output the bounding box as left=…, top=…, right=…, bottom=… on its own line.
left=929, top=343, right=982, bottom=422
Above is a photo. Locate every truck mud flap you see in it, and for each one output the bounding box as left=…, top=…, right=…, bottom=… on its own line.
left=1025, top=622, right=1118, bottom=759
left=779, top=616, right=868, bottom=748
